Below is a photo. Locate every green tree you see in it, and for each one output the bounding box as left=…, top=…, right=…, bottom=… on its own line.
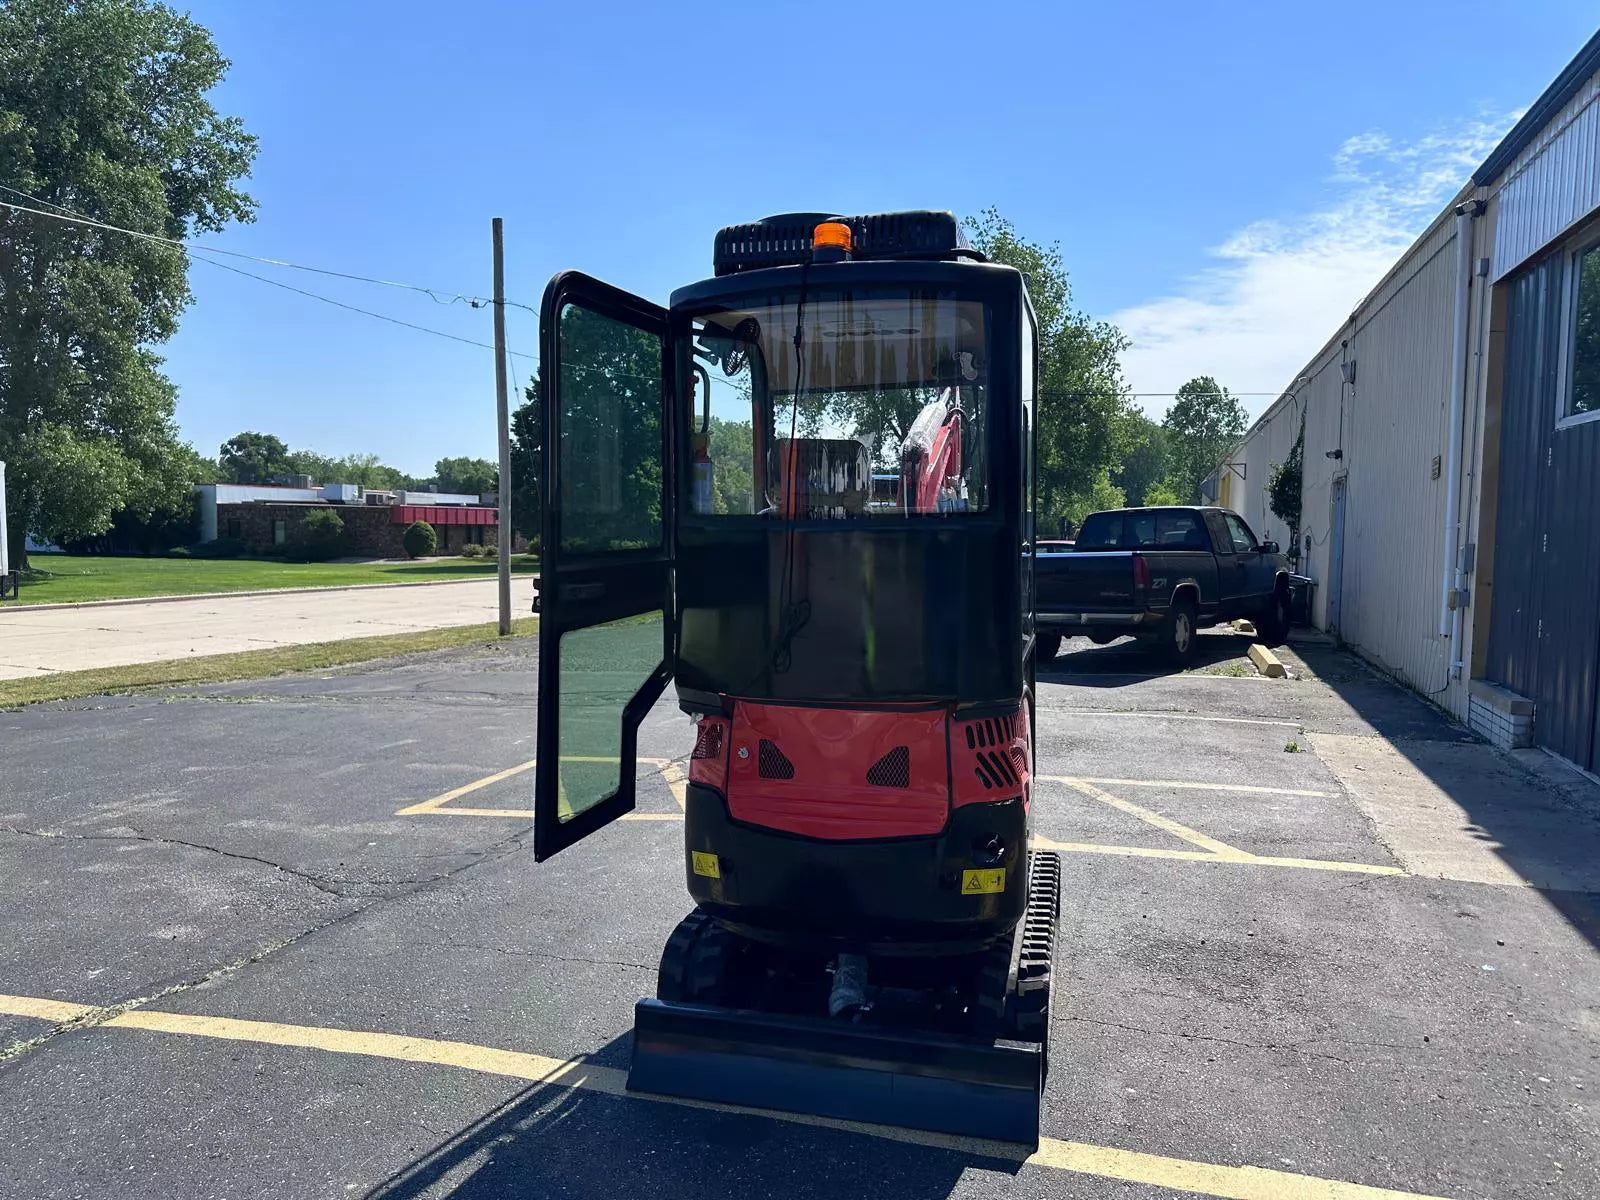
left=964, top=209, right=1135, bottom=526
left=0, top=0, right=256, bottom=565
left=402, top=519, right=436, bottom=559
left=434, top=455, right=497, bottom=496
left=1142, top=480, right=1183, bottom=507
left=284, top=448, right=409, bottom=489
left=220, top=431, right=289, bottom=483
left=508, top=376, right=541, bottom=549
left=1160, top=376, right=1247, bottom=503
left=707, top=417, right=754, bottom=515
left=1110, top=412, right=1170, bottom=507
left=1267, top=415, right=1304, bottom=540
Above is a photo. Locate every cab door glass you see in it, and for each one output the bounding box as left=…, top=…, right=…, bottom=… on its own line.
left=557, top=303, right=664, bottom=553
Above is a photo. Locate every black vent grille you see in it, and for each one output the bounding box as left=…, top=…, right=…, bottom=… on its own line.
left=962, top=713, right=1018, bottom=751
left=713, top=210, right=984, bottom=276
left=757, top=739, right=795, bottom=780
left=865, top=746, right=911, bottom=788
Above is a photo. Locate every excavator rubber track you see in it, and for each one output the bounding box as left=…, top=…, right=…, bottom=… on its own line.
left=627, top=851, right=1061, bottom=1147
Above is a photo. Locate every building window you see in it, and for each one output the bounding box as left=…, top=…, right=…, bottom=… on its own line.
left=225, top=518, right=242, bottom=540
left=1566, top=243, right=1600, bottom=420
left=272, top=519, right=286, bottom=547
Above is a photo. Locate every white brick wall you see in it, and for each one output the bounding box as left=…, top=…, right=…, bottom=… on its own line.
left=1469, top=697, right=1533, bottom=749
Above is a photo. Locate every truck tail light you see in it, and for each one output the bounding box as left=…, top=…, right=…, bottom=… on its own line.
left=1133, top=553, right=1150, bottom=590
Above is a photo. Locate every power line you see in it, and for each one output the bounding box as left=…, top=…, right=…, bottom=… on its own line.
left=192, top=252, right=537, bottom=359
left=0, top=187, right=498, bottom=308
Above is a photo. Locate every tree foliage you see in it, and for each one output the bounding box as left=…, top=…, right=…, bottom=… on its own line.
left=1160, top=376, right=1247, bottom=503
left=1110, top=412, right=1170, bottom=507
left=0, top=0, right=256, bottom=564
left=434, top=455, right=497, bottom=497
left=285, top=449, right=410, bottom=490
left=220, top=431, right=290, bottom=483
left=508, top=375, right=541, bottom=547
left=964, top=208, right=1135, bottom=524
left=1267, top=415, right=1304, bottom=535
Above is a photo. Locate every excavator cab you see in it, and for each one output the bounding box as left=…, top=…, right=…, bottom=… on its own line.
left=533, top=212, right=1057, bottom=1145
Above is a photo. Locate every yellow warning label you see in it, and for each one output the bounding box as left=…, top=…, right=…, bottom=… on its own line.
left=962, top=868, right=1005, bottom=895
left=691, top=851, right=721, bottom=879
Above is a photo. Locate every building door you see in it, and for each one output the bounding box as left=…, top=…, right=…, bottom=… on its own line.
left=1327, top=475, right=1347, bottom=635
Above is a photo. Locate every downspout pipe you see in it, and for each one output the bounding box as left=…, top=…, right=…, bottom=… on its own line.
left=1440, top=199, right=1482, bottom=643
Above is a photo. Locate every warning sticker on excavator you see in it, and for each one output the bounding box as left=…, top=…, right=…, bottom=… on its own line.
left=962, top=868, right=1005, bottom=895
left=691, top=851, right=721, bottom=879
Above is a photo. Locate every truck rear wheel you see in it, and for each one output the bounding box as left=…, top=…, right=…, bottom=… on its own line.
left=1158, top=597, right=1197, bottom=666
left=1035, top=633, right=1062, bottom=663
left=1259, top=588, right=1291, bottom=648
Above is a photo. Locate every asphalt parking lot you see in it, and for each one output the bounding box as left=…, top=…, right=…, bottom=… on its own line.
left=2, top=628, right=1597, bottom=1198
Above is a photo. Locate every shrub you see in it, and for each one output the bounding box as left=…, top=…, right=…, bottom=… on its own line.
left=189, top=537, right=248, bottom=559
left=402, top=520, right=437, bottom=559
left=168, top=546, right=192, bottom=558
left=461, top=542, right=487, bottom=558
left=292, top=509, right=347, bottom=562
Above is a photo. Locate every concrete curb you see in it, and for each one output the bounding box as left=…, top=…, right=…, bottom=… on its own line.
left=0, top=576, right=530, bottom=616
left=1248, top=643, right=1288, bottom=678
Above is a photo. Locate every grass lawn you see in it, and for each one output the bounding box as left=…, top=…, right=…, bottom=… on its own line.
left=10, top=553, right=538, bottom=606
left=0, top=618, right=538, bottom=708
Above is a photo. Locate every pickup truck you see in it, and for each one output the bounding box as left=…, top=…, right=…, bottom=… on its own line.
left=1034, top=506, right=1292, bottom=664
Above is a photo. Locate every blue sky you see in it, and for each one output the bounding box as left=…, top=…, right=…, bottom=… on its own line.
left=161, top=1, right=1598, bottom=476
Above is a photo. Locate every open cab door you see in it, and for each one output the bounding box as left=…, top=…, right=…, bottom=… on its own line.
left=535, top=272, right=673, bottom=860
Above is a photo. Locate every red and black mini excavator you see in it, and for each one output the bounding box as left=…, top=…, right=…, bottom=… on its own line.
left=531, top=211, right=1059, bottom=1145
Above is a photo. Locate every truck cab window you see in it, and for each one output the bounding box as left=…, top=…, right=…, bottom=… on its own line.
left=1224, top=513, right=1258, bottom=553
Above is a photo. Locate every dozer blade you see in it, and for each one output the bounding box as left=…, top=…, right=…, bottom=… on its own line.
left=627, top=998, right=1043, bottom=1146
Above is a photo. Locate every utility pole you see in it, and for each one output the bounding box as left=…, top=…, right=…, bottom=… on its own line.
left=493, top=218, right=512, bottom=636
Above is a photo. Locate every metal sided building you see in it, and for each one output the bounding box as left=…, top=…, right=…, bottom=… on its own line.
left=1210, top=29, right=1600, bottom=774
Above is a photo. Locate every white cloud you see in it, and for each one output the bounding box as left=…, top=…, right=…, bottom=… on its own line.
left=1110, top=115, right=1517, bottom=421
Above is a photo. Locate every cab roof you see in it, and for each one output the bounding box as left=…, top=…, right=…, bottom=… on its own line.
left=713, top=211, right=985, bottom=277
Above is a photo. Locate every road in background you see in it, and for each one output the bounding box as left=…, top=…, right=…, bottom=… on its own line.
left=0, top=578, right=520, bottom=680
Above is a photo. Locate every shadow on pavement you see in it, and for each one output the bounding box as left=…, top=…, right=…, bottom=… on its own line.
left=362, top=1034, right=1021, bottom=1200
left=1039, top=628, right=1252, bottom=684
left=1295, top=643, right=1600, bottom=950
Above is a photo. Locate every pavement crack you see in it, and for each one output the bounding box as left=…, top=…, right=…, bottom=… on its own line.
left=0, top=823, right=351, bottom=898
left=0, top=903, right=370, bottom=1067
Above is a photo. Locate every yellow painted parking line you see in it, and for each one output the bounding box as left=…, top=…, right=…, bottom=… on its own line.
left=1245, top=854, right=1403, bottom=877
left=0, top=994, right=96, bottom=1022
left=1048, top=709, right=1301, bottom=728
left=1067, top=777, right=1329, bottom=798
left=396, top=757, right=679, bottom=820
left=1030, top=836, right=1404, bottom=877
left=395, top=759, right=538, bottom=815
left=0, top=992, right=1454, bottom=1199
left=1053, top=777, right=1254, bottom=860
left=1030, top=837, right=1229, bottom=863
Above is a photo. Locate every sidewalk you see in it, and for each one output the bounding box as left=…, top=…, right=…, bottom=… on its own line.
left=0, top=578, right=519, bottom=680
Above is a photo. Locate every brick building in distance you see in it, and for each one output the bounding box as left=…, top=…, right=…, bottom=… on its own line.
left=194, top=480, right=523, bottom=557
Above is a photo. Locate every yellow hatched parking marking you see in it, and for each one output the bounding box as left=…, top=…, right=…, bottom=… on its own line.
left=1034, top=777, right=1404, bottom=878
left=0, top=992, right=1454, bottom=1199
left=396, top=757, right=683, bottom=822
left=1048, top=777, right=1253, bottom=860
left=1072, top=777, right=1329, bottom=798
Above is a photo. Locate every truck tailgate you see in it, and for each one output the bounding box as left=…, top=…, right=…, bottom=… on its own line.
left=1036, top=551, right=1137, bottom=612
